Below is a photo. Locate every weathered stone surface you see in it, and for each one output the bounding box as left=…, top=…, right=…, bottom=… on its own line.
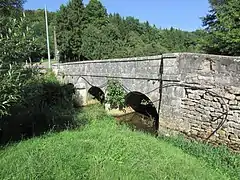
left=229, top=122, right=240, bottom=130
left=201, top=115, right=210, bottom=122
left=204, top=94, right=214, bottom=101
left=195, top=107, right=206, bottom=114
left=230, top=106, right=240, bottom=111
left=229, top=100, right=238, bottom=105
left=182, top=100, right=196, bottom=106
left=188, top=94, right=201, bottom=100
left=224, top=93, right=236, bottom=100
left=225, top=86, right=240, bottom=95
left=53, top=52, right=240, bottom=151
left=227, top=115, right=235, bottom=121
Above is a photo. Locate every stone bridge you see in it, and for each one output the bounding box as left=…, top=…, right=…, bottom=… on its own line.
left=52, top=53, right=240, bottom=151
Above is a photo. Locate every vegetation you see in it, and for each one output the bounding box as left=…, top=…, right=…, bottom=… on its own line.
left=201, top=0, right=240, bottom=55
left=1, top=0, right=240, bottom=178
left=106, top=79, right=126, bottom=109
left=0, top=104, right=238, bottom=180
left=2, top=0, right=240, bottom=63
left=0, top=0, right=77, bottom=145
left=0, top=69, right=77, bottom=145
left=55, top=0, right=202, bottom=62
left=160, top=135, right=240, bottom=179
left=0, top=11, right=40, bottom=65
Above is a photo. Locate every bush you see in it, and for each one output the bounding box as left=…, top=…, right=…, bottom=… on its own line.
left=105, top=79, right=126, bottom=109
left=0, top=66, right=77, bottom=145
left=0, top=64, right=39, bottom=117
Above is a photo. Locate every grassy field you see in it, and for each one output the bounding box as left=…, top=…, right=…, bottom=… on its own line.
left=0, top=105, right=239, bottom=180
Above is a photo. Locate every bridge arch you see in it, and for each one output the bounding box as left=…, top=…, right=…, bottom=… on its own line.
left=125, top=91, right=159, bottom=132
left=87, top=86, right=105, bottom=104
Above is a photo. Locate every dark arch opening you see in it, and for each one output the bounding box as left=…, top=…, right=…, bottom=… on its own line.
left=125, top=91, right=159, bottom=132
left=88, top=86, right=105, bottom=104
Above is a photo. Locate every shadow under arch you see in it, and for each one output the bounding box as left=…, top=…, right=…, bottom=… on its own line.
left=88, top=86, right=105, bottom=104
left=125, top=91, right=159, bottom=132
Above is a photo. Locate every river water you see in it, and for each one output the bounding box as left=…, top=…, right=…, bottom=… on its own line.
left=115, top=112, right=156, bottom=134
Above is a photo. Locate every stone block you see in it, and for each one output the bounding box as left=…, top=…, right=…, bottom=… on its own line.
left=210, top=112, right=223, bottom=118
left=228, top=111, right=234, bottom=115
left=183, top=113, right=197, bottom=120
left=205, top=106, right=215, bottom=112
left=195, top=103, right=205, bottom=109
left=213, top=97, right=219, bottom=102
left=150, top=60, right=161, bottom=67
left=227, top=115, right=234, bottom=121
left=162, top=74, right=181, bottom=81
left=197, top=75, right=215, bottom=83
left=182, top=100, right=196, bottom=106
left=199, top=99, right=209, bottom=106
left=204, top=94, right=214, bottom=101
left=225, top=86, right=240, bottom=95
left=228, top=133, right=239, bottom=141
left=226, top=127, right=240, bottom=135
left=230, top=106, right=240, bottom=111
left=201, top=115, right=210, bottom=122
left=191, top=129, right=199, bottom=136
left=229, top=100, right=238, bottom=105
left=164, top=58, right=178, bottom=67
left=224, top=93, right=235, bottom=100
left=195, top=107, right=204, bottom=114
left=163, top=66, right=179, bottom=75
left=188, top=93, right=201, bottom=100
left=229, top=122, right=240, bottom=130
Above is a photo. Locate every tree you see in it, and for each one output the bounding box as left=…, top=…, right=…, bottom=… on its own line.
left=56, top=0, right=200, bottom=62
left=24, top=9, right=56, bottom=59
left=81, top=23, right=123, bottom=59
left=83, top=0, right=108, bottom=28
left=201, top=0, right=240, bottom=55
left=67, top=0, right=84, bottom=59
left=0, top=0, right=26, bottom=17
left=0, top=12, right=41, bottom=65
left=56, top=0, right=85, bottom=62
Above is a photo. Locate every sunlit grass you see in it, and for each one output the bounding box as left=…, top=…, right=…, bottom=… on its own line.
left=0, top=104, right=237, bottom=180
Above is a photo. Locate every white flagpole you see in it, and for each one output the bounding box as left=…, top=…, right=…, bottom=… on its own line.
left=45, top=5, right=51, bottom=69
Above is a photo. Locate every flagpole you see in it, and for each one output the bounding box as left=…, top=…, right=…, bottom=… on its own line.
left=45, top=5, right=51, bottom=69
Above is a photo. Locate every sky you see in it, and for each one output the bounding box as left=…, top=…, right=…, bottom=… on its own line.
left=24, top=0, right=210, bottom=32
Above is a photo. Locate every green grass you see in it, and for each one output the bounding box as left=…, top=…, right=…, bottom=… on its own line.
left=159, top=135, right=240, bottom=179
left=0, top=104, right=238, bottom=180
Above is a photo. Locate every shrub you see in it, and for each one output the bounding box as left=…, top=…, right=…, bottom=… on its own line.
left=105, top=79, right=126, bottom=109
left=0, top=64, right=39, bottom=117
left=0, top=66, right=77, bottom=145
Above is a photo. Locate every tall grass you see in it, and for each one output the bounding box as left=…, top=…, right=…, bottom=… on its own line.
left=160, top=135, right=240, bottom=179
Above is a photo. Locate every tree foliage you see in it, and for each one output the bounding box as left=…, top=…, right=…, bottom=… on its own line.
left=24, top=9, right=56, bottom=59
left=0, top=0, right=78, bottom=145
left=4, top=0, right=239, bottom=64
left=106, top=79, right=126, bottom=109
left=0, top=12, right=41, bottom=65
left=0, top=0, right=25, bottom=17
left=54, top=0, right=199, bottom=62
left=83, top=0, right=108, bottom=28
left=201, top=0, right=240, bottom=55
left=56, top=0, right=85, bottom=62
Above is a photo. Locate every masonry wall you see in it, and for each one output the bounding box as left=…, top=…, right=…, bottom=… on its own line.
left=52, top=55, right=163, bottom=109
left=52, top=53, right=240, bottom=151
left=160, top=53, right=240, bottom=151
